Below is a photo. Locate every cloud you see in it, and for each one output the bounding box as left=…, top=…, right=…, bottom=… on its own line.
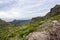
left=0, top=0, right=60, bottom=21
left=0, top=8, right=22, bottom=19
left=0, top=0, right=17, bottom=11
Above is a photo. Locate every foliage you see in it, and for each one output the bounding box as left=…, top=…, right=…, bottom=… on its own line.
left=0, top=20, right=45, bottom=40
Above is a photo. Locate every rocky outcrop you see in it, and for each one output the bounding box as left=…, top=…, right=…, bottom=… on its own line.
left=26, top=20, right=60, bottom=40
left=49, top=20, right=60, bottom=40
left=31, top=5, right=60, bottom=23
left=45, top=5, right=60, bottom=19
left=26, top=31, right=49, bottom=40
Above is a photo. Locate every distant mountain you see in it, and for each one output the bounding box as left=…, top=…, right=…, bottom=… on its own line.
left=10, top=19, right=31, bottom=25
left=0, top=19, right=31, bottom=26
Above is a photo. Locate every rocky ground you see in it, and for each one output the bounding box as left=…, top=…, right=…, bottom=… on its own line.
left=26, top=20, right=60, bottom=40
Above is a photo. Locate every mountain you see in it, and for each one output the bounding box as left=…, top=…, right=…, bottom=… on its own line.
left=0, top=19, right=15, bottom=27
left=0, top=19, right=10, bottom=27
left=10, top=19, right=31, bottom=25
left=27, top=5, right=60, bottom=40
left=31, top=17, right=44, bottom=23
left=45, top=5, right=60, bottom=19
left=31, top=5, right=60, bottom=23
left=0, top=19, right=6, bottom=23
left=0, top=19, right=8, bottom=24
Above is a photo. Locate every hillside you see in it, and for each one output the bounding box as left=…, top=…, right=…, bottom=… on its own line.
left=0, top=5, right=60, bottom=40
left=27, top=5, right=60, bottom=40
left=0, top=19, right=13, bottom=27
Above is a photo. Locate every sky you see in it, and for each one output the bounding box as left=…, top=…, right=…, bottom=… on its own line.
left=0, top=0, right=60, bottom=21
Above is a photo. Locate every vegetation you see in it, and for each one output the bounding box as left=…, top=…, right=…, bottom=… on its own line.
left=50, top=15, right=60, bottom=21
left=0, top=20, right=45, bottom=40
left=0, top=15, right=60, bottom=40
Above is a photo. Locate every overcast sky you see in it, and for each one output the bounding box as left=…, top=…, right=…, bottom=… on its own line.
left=0, top=0, right=60, bottom=21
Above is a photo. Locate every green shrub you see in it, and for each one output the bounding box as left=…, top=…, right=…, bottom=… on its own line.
left=50, top=15, right=60, bottom=20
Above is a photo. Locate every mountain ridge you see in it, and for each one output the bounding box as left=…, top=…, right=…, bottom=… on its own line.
left=31, top=5, right=60, bottom=23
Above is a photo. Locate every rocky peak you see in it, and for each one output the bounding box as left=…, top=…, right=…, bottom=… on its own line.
left=31, top=5, right=60, bottom=23
left=45, top=5, right=60, bottom=19
left=50, top=5, right=60, bottom=15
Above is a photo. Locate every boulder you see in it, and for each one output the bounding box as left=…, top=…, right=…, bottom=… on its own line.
left=26, top=31, right=49, bottom=40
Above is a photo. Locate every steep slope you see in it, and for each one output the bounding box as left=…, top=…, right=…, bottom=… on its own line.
left=27, top=19, right=60, bottom=40
left=31, top=5, right=60, bottom=23
left=45, top=5, right=60, bottom=19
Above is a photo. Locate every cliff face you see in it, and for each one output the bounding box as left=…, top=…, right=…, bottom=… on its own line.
left=31, top=5, right=60, bottom=23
